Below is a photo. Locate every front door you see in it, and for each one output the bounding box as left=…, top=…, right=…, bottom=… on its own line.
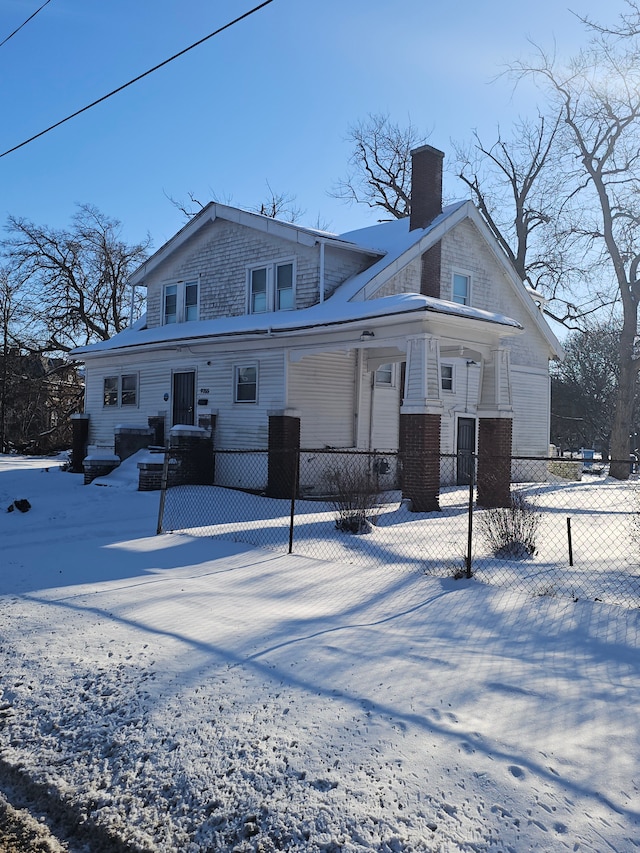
left=172, top=371, right=195, bottom=426
left=456, top=417, right=476, bottom=485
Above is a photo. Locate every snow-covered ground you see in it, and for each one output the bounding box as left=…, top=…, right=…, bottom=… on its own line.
left=0, top=454, right=639, bottom=851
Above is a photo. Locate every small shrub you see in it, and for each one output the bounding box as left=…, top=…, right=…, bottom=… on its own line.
left=534, top=583, right=557, bottom=598
left=478, top=491, right=541, bottom=559
left=324, top=460, right=380, bottom=534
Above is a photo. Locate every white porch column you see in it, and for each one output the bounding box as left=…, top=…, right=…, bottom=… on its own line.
left=478, top=346, right=513, bottom=416
left=400, top=334, right=444, bottom=416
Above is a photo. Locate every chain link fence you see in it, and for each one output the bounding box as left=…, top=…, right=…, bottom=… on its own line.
left=157, top=448, right=640, bottom=608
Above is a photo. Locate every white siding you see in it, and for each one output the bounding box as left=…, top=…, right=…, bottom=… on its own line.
left=289, top=352, right=356, bottom=448
left=84, top=349, right=285, bottom=452
left=441, top=221, right=551, bottom=371
left=370, top=382, right=400, bottom=449
left=511, top=366, right=551, bottom=456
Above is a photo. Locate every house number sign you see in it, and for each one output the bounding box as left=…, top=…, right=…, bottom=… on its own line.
left=199, top=388, right=210, bottom=394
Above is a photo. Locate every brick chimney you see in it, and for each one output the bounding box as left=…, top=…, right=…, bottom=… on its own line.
left=409, top=145, right=445, bottom=298
left=409, top=145, right=444, bottom=231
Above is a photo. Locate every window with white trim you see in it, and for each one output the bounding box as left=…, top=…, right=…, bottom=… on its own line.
left=440, top=364, right=454, bottom=392
left=234, top=365, right=257, bottom=403
left=452, top=272, right=470, bottom=306
left=247, top=260, right=295, bottom=313
left=163, top=279, right=199, bottom=324
left=376, top=363, right=394, bottom=386
left=103, top=374, right=138, bottom=407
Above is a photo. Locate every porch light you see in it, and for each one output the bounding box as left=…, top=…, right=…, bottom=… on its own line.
left=360, top=330, right=375, bottom=341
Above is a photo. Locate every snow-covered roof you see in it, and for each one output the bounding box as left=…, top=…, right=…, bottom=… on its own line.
left=71, top=198, right=563, bottom=360
left=333, top=203, right=467, bottom=302
left=70, top=292, right=522, bottom=357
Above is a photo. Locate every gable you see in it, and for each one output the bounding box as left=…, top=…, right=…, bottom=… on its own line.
left=441, top=219, right=554, bottom=368
left=142, top=217, right=374, bottom=328
left=337, top=204, right=561, bottom=362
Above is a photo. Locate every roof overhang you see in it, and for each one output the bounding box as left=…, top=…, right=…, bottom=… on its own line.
left=128, top=202, right=383, bottom=287
left=69, top=294, right=522, bottom=362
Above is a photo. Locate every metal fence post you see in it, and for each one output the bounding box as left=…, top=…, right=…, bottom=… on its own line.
left=288, top=449, right=299, bottom=554
left=156, top=448, right=170, bottom=535
left=566, top=516, right=574, bottom=566
left=465, top=458, right=475, bottom=578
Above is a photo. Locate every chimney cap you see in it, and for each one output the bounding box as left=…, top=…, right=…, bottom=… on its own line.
left=410, top=144, right=445, bottom=160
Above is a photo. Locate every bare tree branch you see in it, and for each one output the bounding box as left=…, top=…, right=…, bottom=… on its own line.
left=330, top=113, right=429, bottom=219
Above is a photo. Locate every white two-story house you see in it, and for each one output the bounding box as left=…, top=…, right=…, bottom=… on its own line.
left=70, top=146, right=562, bottom=509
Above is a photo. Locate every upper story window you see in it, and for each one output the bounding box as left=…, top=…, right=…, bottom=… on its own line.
left=104, top=374, right=138, bottom=407
left=247, top=260, right=295, bottom=314
left=163, top=279, right=199, bottom=324
left=250, top=268, right=268, bottom=313
left=440, top=364, right=454, bottom=392
left=452, top=272, right=470, bottom=306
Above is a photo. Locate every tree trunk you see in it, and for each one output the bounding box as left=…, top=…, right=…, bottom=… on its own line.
left=608, top=314, right=638, bottom=479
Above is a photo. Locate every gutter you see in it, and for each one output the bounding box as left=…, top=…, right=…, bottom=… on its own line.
left=319, top=239, right=326, bottom=303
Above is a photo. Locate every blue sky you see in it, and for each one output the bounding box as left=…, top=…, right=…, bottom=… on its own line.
left=0, top=0, right=619, bottom=251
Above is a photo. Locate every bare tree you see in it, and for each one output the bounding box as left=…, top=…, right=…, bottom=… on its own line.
left=0, top=268, right=23, bottom=452
left=1, top=204, right=151, bottom=352
left=331, top=113, right=428, bottom=219
left=166, top=181, right=305, bottom=223
left=253, top=181, right=304, bottom=222
left=507, top=24, right=640, bottom=477
left=579, top=0, right=640, bottom=36
left=551, top=321, right=622, bottom=453
left=0, top=266, right=81, bottom=452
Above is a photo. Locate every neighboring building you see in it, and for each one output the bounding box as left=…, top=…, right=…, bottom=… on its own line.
left=69, top=146, right=562, bottom=508
left=0, top=352, right=82, bottom=453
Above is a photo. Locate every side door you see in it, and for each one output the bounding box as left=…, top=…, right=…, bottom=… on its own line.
left=456, top=417, right=476, bottom=485
left=172, top=371, right=195, bottom=426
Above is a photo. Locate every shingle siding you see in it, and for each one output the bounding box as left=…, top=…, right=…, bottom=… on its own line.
left=144, top=219, right=374, bottom=328
left=440, top=221, right=549, bottom=370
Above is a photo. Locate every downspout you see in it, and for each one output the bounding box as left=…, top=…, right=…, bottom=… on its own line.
left=368, top=370, right=375, bottom=452
left=129, top=281, right=136, bottom=327
left=319, top=239, right=326, bottom=303
left=353, top=349, right=361, bottom=447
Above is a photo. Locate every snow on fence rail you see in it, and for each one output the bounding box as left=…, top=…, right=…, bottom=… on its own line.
left=157, top=450, right=640, bottom=608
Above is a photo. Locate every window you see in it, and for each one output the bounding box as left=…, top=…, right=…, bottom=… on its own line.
left=276, top=262, right=294, bottom=310
left=103, top=374, right=138, bottom=407
left=250, top=268, right=268, bottom=313
left=163, top=279, right=199, bottom=324
left=103, top=376, right=118, bottom=406
left=164, top=284, right=177, bottom=324
left=235, top=365, right=257, bottom=403
left=376, top=363, right=394, bottom=386
left=121, top=374, right=138, bottom=406
left=185, top=281, right=199, bottom=321
left=247, top=260, right=295, bottom=313
left=452, top=272, right=470, bottom=306
left=441, top=364, right=454, bottom=392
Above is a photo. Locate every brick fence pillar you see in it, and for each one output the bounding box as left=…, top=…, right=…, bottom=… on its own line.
left=267, top=414, right=300, bottom=499
left=148, top=415, right=166, bottom=447
left=70, top=413, right=89, bottom=473
left=399, top=413, right=441, bottom=512
left=477, top=418, right=513, bottom=508
left=169, top=426, right=214, bottom=486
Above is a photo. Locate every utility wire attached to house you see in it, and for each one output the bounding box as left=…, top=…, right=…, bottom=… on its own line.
left=0, top=0, right=275, bottom=159
left=0, top=0, right=52, bottom=49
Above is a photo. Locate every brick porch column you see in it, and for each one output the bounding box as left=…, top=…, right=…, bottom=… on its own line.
left=399, top=413, right=441, bottom=512
left=477, top=418, right=513, bottom=508
left=267, top=413, right=300, bottom=499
